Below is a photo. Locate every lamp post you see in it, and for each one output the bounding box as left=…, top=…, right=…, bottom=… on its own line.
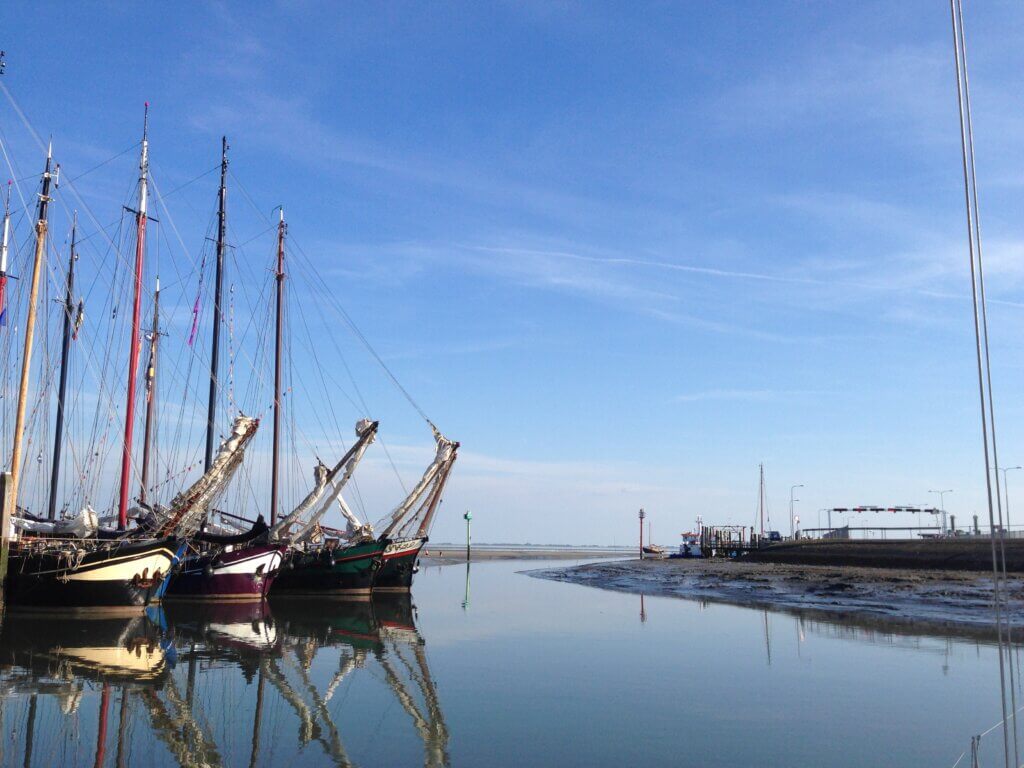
left=790, top=485, right=803, bottom=538
left=928, top=489, right=952, bottom=534
left=1000, top=467, right=1022, bottom=535
left=639, top=508, right=646, bottom=559
left=464, top=510, right=472, bottom=561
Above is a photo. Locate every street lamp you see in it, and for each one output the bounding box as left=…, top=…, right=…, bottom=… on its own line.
left=1000, top=467, right=1022, bottom=535
left=928, top=489, right=953, bottom=534
left=790, top=484, right=803, bottom=538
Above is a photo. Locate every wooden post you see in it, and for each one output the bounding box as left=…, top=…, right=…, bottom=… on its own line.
left=0, top=471, right=11, bottom=587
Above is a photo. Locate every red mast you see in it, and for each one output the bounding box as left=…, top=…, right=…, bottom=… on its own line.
left=117, top=105, right=150, bottom=530
left=270, top=208, right=286, bottom=525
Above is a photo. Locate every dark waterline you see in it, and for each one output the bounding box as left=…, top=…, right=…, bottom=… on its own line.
left=0, top=558, right=1009, bottom=766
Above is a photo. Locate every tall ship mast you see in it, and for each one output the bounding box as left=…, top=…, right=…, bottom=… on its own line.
left=204, top=137, right=228, bottom=472
left=139, top=277, right=161, bottom=506
left=271, top=208, right=286, bottom=526
left=47, top=213, right=78, bottom=519
left=117, top=105, right=150, bottom=530
left=9, top=145, right=56, bottom=514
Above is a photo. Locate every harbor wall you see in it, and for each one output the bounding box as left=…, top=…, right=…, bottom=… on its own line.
left=743, top=537, right=1024, bottom=572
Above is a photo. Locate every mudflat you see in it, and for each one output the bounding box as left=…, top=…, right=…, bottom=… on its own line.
left=528, top=557, right=1023, bottom=639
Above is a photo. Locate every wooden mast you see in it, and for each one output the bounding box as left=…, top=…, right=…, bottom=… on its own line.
left=270, top=208, right=286, bottom=525
left=47, top=212, right=77, bottom=520
left=117, top=105, right=150, bottom=530
left=139, top=277, right=160, bottom=506
left=9, top=146, right=56, bottom=517
left=204, top=136, right=229, bottom=472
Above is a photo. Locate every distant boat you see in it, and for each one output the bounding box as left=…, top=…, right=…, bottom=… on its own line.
left=642, top=544, right=667, bottom=558
left=669, top=532, right=703, bottom=559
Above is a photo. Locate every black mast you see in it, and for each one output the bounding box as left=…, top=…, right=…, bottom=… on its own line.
left=139, top=278, right=160, bottom=505
left=47, top=213, right=77, bottom=520
left=270, top=208, right=286, bottom=526
left=204, top=136, right=228, bottom=471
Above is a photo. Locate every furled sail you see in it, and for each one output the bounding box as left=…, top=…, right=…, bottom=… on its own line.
left=378, top=428, right=459, bottom=540
left=136, top=414, right=259, bottom=539
left=270, top=418, right=378, bottom=545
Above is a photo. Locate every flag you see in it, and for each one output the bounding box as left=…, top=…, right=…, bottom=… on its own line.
left=187, top=294, right=200, bottom=346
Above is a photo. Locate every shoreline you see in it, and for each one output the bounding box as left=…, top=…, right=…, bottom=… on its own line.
left=421, top=547, right=628, bottom=566
left=526, top=557, right=1024, bottom=641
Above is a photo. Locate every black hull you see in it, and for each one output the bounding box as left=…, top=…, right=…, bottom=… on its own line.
left=4, top=537, right=181, bottom=609
left=374, top=538, right=425, bottom=592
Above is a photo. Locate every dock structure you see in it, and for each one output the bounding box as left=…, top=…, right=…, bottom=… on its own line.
left=699, top=525, right=758, bottom=558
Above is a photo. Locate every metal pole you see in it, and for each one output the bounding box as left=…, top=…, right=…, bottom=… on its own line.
left=929, top=489, right=953, bottom=535
left=789, top=485, right=803, bottom=538
left=638, top=508, right=646, bottom=559
left=464, top=510, right=472, bottom=561
left=1000, top=467, right=1021, bottom=535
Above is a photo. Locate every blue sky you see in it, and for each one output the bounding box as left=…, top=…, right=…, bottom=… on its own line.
left=4, top=1, right=1024, bottom=544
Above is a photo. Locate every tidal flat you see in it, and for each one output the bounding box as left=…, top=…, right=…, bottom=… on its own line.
left=528, top=557, right=1022, bottom=639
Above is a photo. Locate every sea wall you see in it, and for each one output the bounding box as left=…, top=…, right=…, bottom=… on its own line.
left=743, top=537, right=1024, bottom=572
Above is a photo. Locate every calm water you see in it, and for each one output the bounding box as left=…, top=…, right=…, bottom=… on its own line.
left=0, top=558, right=1011, bottom=767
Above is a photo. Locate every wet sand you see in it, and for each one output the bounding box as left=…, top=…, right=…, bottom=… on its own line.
left=528, top=557, right=1024, bottom=638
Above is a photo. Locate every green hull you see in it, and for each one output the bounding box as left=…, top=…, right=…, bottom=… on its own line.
left=269, top=539, right=384, bottom=596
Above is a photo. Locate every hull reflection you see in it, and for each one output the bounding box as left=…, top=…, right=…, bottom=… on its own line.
left=0, top=608, right=174, bottom=690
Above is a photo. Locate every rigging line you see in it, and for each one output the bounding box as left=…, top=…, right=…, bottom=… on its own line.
left=949, top=2, right=1012, bottom=766
left=229, top=167, right=436, bottom=430
left=65, top=142, right=141, bottom=184
left=955, top=0, right=1020, bottom=756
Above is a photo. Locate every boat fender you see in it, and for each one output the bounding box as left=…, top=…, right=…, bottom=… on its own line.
left=203, top=563, right=214, bottom=577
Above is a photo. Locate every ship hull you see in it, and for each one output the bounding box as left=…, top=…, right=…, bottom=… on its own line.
left=165, top=544, right=286, bottom=601
left=5, top=537, right=182, bottom=610
left=270, top=539, right=384, bottom=597
left=373, top=537, right=424, bottom=592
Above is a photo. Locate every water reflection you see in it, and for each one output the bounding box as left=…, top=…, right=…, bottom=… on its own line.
left=0, top=597, right=447, bottom=767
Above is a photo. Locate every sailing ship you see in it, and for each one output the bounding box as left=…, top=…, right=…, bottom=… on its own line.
left=164, top=139, right=286, bottom=602
left=2, top=127, right=190, bottom=609
left=0, top=76, right=458, bottom=610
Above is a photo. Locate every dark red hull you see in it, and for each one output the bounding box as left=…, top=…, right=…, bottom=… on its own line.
left=166, top=544, right=285, bottom=601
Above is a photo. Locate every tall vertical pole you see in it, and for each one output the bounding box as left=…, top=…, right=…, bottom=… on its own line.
left=758, top=463, right=765, bottom=537
left=638, top=507, right=645, bottom=559
left=10, top=147, right=55, bottom=516
left=48, top=213, right=77, bottom=520
left=0, top=181, right=11, bottom=329
left=204, top=136, right=229, bottom=472
left=117, top=105, right=150, bottom=530
left=464, top=509, right=472, bottom=561
left=139, top=278, right=160, bottom=505
left=270, top=209, right=286, bottom=526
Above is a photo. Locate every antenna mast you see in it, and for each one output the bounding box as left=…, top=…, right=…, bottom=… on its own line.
left=759, top=463, right=765, bottom=537
left=270, top=208, right=286, bottom=525
left=10, top=147, right=56, bottom=515
left=48, top=213, right=78, bottom=520
left=204, top=136, right=228, bottom=471
left=117, top=104, right=150, bottom=530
